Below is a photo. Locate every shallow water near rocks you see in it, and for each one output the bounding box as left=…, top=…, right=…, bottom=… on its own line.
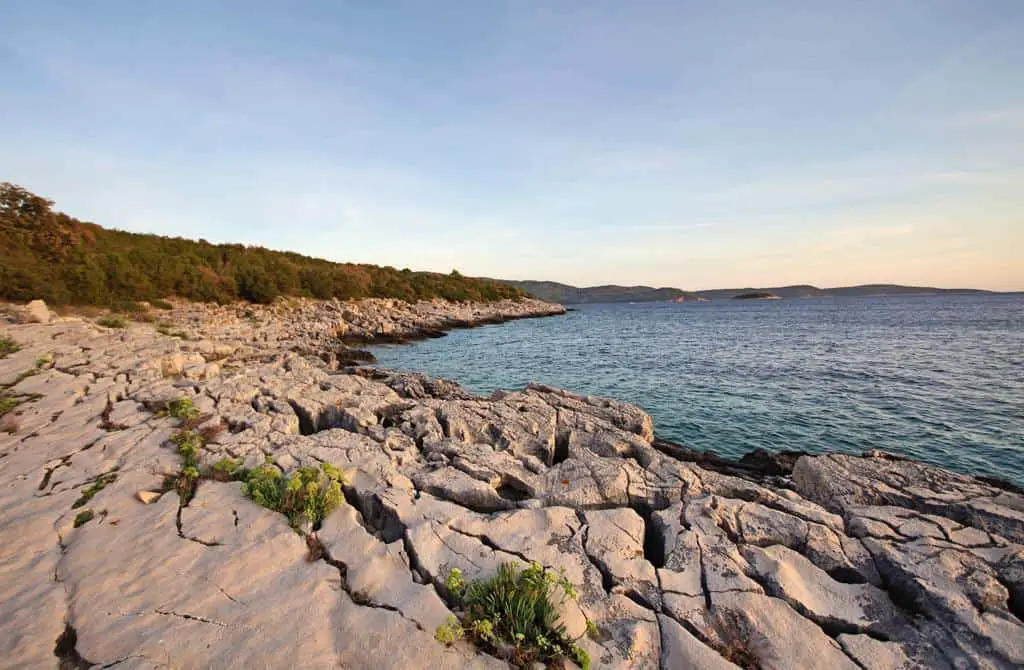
left=371, top=294, right=1024, bottom=486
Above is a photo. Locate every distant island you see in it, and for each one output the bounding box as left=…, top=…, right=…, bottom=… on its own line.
left=732, top=291, right=780, bottom=300
left=498, top=280, right=704, bottom=304
left=499, top=279, right=1003, bottom=304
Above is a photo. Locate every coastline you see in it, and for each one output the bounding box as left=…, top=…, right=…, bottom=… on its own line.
left=1, top=298, right=1021, bottom=669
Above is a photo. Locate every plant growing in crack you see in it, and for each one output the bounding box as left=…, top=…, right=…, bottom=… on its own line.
left=435, top=563, right=590, bottom=670
left=171, top=430, right=203, bottom=503
left=162, top=396, right=199, bottom=421
left=241, top=459, right=345, bottom=530
left=72, top=472, right=118, bottom=508
left=96, top=315, right=127, bottom=329
left=209, top=457, right=244, bottom=482
left=0, top=335, right=20, bottom=359
left=73, top=510, right=94, bottom=527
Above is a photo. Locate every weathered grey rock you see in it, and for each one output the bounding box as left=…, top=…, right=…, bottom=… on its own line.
left=741, top=544, right=902, bottom=636
left=1, top=301, right=1021, bottom=670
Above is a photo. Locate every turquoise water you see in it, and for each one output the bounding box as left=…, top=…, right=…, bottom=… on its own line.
left=370, top=295, right=1024, bottom=485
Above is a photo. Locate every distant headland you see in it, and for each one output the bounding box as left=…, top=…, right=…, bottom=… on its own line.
left=498, top=280, right=1007, bottom=305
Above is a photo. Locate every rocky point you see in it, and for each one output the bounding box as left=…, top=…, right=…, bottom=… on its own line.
left=0, top=298, right=1021, bottom=669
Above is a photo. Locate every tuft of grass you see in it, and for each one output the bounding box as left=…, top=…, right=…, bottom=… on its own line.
left=73, top=510, right=94, bottom=527
left=436, top=563, right=589, bottom=670
left=155, top=322, right=185, bottom=338
left=152, top=299, right=173, bottom=310
left=0, top=335, right=20, bottom=359
left=0, top=394, right=20, bottom=418
left=96, top=315, right=127, bottom=329
left=241, top=460, right=345, bottom=529
left=72, top=472, right=117, bottom=508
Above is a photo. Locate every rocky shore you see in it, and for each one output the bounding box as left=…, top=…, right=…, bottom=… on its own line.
left=1, top=299, right=1021, bottom=669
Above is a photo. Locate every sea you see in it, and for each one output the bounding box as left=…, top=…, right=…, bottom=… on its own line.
left=370, top=295, right=1024, bottom=486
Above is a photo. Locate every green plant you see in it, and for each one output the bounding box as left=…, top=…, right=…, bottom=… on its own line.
left=34, top=355, right=51, bottom=368
left=241, top=460, right=345, bottom=529
left=164, top=397, right=199, bottom=421
left=0, top=335, right=19, bottom=359
left=72, top=472, right=117, bottom=508
left=96, top=315, right=127, bottom=329
left=586, top=619, right=599, bottom=639
left=152, top=299, right=173, bottom=310
left=170, top=430, right=203, bottom=502
left=210, top=457, right=244, bottom=482
left=0, top=394, right=20, bottom=418
left=437, top=563, right=589, bottom=669
left=73, top=510, right=94, bottom=527
left=434, top=615, right=464, bottom=645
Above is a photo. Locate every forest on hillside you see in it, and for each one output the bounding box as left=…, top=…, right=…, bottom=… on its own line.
left=0, top=182, right=523, bottom=307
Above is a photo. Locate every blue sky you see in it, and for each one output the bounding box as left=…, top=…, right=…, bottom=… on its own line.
left=2, top=1, right=1022, bottom=290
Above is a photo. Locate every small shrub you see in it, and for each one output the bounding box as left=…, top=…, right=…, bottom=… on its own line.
left=165, top=397, right=199, bottom=421
left=152, top=299, right=173, bottom=310
left=434, top=615, right=464, bottom=645
left=96, top=315, right=127, bottom=329
left=209, top=457, right=243, bottom=482
left=73, top=510, right=94, bottom=527
left=72, top=472, right=117, bottom=508
left=171, top=429, right=204, bottom=502
left=437, top=563, right=589, bottom=669
left=0, top=335, right=20, bottom=359
left=241, top=460, right=345, bottom=529
left=176, top=466, right=200, bottom=503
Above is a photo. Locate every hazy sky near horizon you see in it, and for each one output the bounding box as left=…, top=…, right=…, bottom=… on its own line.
left=2, top=2, right=1022, bottom=291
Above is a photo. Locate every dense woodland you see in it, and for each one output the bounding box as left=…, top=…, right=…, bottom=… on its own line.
left=0, top=183, right=523, bottom=307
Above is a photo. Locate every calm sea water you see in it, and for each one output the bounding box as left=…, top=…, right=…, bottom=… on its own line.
left=370, top=295, right=1024, bottom=485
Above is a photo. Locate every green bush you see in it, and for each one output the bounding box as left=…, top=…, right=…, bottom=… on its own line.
left=96, top=315, right=127, bottom=329
left=0, top=394, right=20, bottom=418
left=0, top=335, right=19, bottom=359
left=73, top=510, right=94, bottom=527
left=437, top=563, right=589, bottom=669
left=241, top=460, right=345, bottom=529
left=151, top=299, right=173, bottom=310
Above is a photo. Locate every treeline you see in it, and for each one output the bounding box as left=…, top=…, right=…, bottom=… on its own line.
left=0, top=182, right=523, bottom=306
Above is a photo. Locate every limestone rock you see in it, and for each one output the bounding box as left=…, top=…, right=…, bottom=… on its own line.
left=21, top=299, right=51, bottom=324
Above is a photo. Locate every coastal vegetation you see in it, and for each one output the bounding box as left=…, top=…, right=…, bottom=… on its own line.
left=436, top=564, right=590, bottom=669
left=241, top=460, right=345, bottom=530
left=0, top=182, right=523, bottom=307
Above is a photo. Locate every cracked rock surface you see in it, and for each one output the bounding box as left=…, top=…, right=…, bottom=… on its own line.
left=1, top=299, right=1022, bottom=669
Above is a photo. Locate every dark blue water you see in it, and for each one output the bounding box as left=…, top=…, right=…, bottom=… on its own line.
left=370, top=295, right=1024, bottom=485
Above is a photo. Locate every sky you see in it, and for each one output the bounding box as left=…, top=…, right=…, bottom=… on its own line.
left=2, top=1, right=1022, bottom=291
